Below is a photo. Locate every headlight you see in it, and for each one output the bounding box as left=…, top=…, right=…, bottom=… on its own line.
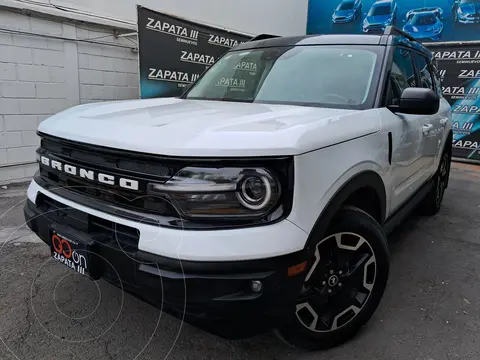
left=148, top=166, right=282, bottom=220
left=237, top=173, right=276, bottom=210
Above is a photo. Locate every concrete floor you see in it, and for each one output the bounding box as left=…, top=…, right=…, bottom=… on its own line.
left=0, top=163, right=479, bottom=360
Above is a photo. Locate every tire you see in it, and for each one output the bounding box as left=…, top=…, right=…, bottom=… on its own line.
left=277, top=207, right=390, bottom=350
left=418, top=147, right=451, bottom=216
left=453, top=9, right=459, bottom=23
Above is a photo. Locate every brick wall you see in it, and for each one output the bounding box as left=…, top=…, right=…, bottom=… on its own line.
left=0, top=9, right=139, bottom=185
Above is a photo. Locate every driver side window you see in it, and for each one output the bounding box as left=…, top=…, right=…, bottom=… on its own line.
left=386, top=48, right=416, bottom=106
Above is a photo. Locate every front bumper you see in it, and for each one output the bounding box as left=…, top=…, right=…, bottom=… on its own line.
left=24, top=193, right=308, bottom=338
left=363, top=25, right=386, bottom=33
left=410, top=32, right=443, bottom=41
left=458, top=16, right=480, bottom=24
left=332, top=16, right=353, bottom=23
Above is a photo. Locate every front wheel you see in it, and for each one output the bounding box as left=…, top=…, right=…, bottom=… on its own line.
left=453, top=9, right=459, bottom=23
left=277, top=207, right=390, bottom=350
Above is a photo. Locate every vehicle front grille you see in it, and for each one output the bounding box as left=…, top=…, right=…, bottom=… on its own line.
left=37, top=133, right=186, bottom=219
left=41, top=136, right=177, bottom=181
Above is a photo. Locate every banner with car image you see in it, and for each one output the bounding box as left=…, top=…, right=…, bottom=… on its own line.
left=307, top=0, right=480, bottom=43
left=137, top=6, right=250, bottom=99
left=431, top=45, right=480, bottom=162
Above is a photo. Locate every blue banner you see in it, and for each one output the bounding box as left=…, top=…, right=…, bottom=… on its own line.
left=307, top=0, right=480, bottom=43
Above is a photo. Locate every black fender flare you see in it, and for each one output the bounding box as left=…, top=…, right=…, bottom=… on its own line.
left=303, top=171, right=387, bottom=252
left=444, top=129, right=453, bottom=188
left=445, top=130, right=453, bottom=154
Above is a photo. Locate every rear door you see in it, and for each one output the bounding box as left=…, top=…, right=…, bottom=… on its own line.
left=412, top=52, right=450, bottom=176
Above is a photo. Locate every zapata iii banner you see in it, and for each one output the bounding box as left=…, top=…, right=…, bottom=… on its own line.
left=307, top=0, right=480, bottom=43
left=431, top=45, right=480, bottom=162
left=137, top=6, right=250, bottom=99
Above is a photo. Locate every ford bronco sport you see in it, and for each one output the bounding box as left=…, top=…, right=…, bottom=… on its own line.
left=25, top=26, right=452, bottom=350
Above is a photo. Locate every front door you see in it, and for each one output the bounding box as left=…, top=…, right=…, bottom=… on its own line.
left=384, top=47, right=430, bottom=213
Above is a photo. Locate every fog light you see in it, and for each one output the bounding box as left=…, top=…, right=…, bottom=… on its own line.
left=251, top=280, right=263, bottom=293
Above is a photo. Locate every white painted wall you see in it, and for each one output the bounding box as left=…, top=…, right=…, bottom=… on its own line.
left=0, top=9, right=139, bottom=184
left=1, top=0, right=309, bottom=36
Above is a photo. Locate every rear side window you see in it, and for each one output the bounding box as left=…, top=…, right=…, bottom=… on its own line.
left=413, top=54, right=434, bottom=91
left=430, top=58, right=443, bottom=97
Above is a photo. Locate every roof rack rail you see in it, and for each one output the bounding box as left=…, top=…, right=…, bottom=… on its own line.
left=383, top=26, right=419, bottom=43
left=249, top=34, right=280, bottom=42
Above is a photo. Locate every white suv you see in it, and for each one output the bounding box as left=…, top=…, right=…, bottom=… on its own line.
left=25, top=27, right=452, bottom=350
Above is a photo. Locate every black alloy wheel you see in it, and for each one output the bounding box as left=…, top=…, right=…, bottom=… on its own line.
left=419, top=148, right=451, bottom=216
left=278, top=207, right=390, bottom=350
left=435, top=151, right=449, bottom=207
left=295, top=231, right=376, bottom=333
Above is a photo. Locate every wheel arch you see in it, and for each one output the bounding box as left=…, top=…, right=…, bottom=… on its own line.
left=303, top=171, right=387, bottom=252
left=443, top=129, right=453, bottom=188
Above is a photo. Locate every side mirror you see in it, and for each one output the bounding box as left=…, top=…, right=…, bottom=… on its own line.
left=388, top=87, right=440, bottom=115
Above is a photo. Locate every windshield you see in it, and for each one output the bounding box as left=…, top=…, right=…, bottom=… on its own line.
left=460, top=0, right=480, bottom=3
left=412, top=13, right=437, bottom=25
left=184, top=46, right=381, bottom=109
left=337, top=2, right=355, bottom=10
left=369, top=4, right=391, bottom=16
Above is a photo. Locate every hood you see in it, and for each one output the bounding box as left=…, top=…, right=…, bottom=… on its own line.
left=366, top=14, right=391, bottom=24
left=405, top=22, right=441, bottom=34
left=459, top=3, right=479, bottom=14
left=38, top=98, right=381, bottom=157
left=334, top=9, right=354, bottom=17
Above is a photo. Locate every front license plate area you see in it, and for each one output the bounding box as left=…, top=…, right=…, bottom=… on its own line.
left=50, top=229, right=101, bottom=279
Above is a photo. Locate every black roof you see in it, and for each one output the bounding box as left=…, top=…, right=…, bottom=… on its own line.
left=237, top=27, right=431, bottom=57
left=237, top=34, right=384, bottom=50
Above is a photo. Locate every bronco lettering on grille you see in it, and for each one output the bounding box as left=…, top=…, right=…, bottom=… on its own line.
left=40, top=156, right=139, bottom=191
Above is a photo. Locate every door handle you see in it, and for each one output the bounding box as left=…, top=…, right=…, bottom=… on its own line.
left=440, top=118, right=448, bottom=125
left=422, top=124, right=433, bottom=135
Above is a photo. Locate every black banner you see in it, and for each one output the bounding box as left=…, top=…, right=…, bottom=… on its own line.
left=137, top=6, right=251, bottom=99
left=430, top=45, right=480, bottom=163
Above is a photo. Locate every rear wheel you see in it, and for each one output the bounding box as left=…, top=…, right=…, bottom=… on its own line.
left=418, top=148, right=451, bottom=216
left=277, top=207, right=389, bottom=350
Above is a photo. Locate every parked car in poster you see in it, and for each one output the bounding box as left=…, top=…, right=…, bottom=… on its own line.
left=452, top=0, right=480, bottom=24
left=403, top=10, right=444, bottom=41
left=308, top=0, right=480, bottom=41
left=406, top=7, right=443, bottom=21
left=332, top=0, right=362, bottom=23
left=363, top=0, right=397, bottom=33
